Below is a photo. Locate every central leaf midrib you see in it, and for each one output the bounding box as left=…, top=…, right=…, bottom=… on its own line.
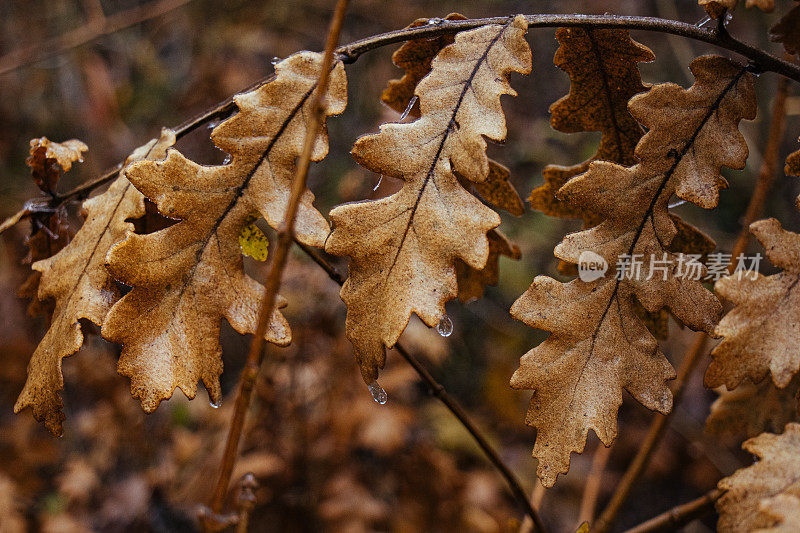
left=386, top=21, right=511, bottom=279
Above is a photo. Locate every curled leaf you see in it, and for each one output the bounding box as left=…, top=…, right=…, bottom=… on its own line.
left=26, top=137, right=87, bottom=194
left=327, top=16, right=531, bottom=382
left=14, top=130, right=175, bottom=435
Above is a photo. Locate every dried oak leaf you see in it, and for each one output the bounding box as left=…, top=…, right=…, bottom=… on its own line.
left=754, top=494, right=800, bottom=532
left=380, top=12, right=467, bottom=118
left=14, top=130, right=176, bottom=435
left=382, top=14, right=525, bottom=301
left=717, top=423, right=800, bottom=532
left=700, top=0, right=774, bottom=18
left=326, top=17, right=531, bottom=382
left=26, top=137, right=87, bottom=194
left=771, top=4, right=800, bottom=56
left=511, top=56, right=755, bottom=486
left=707, top=376, right=800, bottom=438
left=455, top=229, right=520, bottom=303
left=102, top=52, right=346, bottom=411
left=18, top=138, right=88, bottom=317
left=529, top=27, right=653, bottom=225
left=706, top=218, right=800, bottom=390
left=786, top=140, right=800, bottom=209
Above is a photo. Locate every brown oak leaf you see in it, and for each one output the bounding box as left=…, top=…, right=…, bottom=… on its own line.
left=382, top=14, right=525, bottom=300
left=25, top=137, right=87, bottom=195
left=529, top=27, right=653, bottom=225
left=717, top=423, right=800, bottom=532
left=14, top=130, right=175, bottom=435
left=771, top=4, right=800, bottom=56
left=380, top=12, right=467, bottom=118
left=706, top=218, right=800, bottom=390
left=511, top=56, right=755, bottom=486
left=102, top=52, right=346, bottom=412
left=326, top=16, right=531, bottom=383
left=700, top=0, right=774, bottom=18
left=786, top=139, right=800, bottom=209
left=455, top=229, right=520, bottom=304
left=755, top=494, right=800, bottom=532
left=707, top=376, right=800, bottom=439
left=18, top=138, right=88, bottom=318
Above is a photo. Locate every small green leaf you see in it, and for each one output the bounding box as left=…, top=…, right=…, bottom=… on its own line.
left=239, top=214, right=269, bottom=261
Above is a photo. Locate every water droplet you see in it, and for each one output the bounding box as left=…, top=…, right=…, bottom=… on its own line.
left=427, top=17, right=443, bottom=25
left=696, top=15, right=712, bottom=27
left=210, top=398, right=221, bottom=408
left=725, top=12, right=733, bottom=24
left=367, top=381, right=387, bottom=404
left=373, top=175, right=383, bottom=191
left=668, top=198, right=686, bottom=208
left=271, top=56, right=281, bottom=66
left=222, top=155, right=232, bottom=165
left=400, top=95, right=418, bottom=121
left=207, top=119, right=220, bottom=130
left=436, top=314, right=453, bottom=337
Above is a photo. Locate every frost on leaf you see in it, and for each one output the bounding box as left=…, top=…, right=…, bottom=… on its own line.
left=326, top=16, right=531, bottom=382
left=707, top=376, right=800, bottom=439
left=717, top=423, right=800, bottom=532
left=511, top=56, right=755, bottom=486
left=706, top=219, right=800, bottom=391
left=14, top=130, right=175, bottom=435
left=102, top=52, right=346, bottom=412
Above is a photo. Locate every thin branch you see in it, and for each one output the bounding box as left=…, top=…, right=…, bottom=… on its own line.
left=204, top=0, right=350, bottom=524
left=594, top=334, right=709, bottom=533
left=730, top=71, right=792, bottom=264
left=594, top=63, right=791, bottom=533
left=578, top=443, right=612, bottom=527
left=622, top=488, right=724, bottom=533
left=336, top=14, right=800, bottom=82
left=3, top=11, right=799, bottom=236
left=0, top=0, right=193, bottom=76
left=296, top=243, right=546, bottom=533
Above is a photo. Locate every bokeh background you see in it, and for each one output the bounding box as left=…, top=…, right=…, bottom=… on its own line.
left=1, top=0, right=799, bottom=531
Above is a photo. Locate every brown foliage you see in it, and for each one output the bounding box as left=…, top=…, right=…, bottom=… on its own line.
left=326, top=17, right=531, bottom=383
left=14, top=131, right=175, bottom=435
left=706, top=218, right=800, bottom=390
left=512, top=55, right=755, bottom=486
left=717, top=423, right=800, bottom=532
left=102, top=52, right=346, bottom=413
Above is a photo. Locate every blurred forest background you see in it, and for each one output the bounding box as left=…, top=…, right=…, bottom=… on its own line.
left=1, top=0, right=799, bottom=531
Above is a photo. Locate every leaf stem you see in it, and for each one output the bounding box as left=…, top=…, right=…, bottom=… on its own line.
left=593, top=60, right=791, bottom=533
left=204, top=0, right=349, bottom=522
left=295, top=242, right=546, bottom=533
left=621, top=488, right=724, bottom=533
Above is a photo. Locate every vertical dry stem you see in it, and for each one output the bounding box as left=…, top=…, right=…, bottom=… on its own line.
left=206, top=0, right=349, bottom=520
